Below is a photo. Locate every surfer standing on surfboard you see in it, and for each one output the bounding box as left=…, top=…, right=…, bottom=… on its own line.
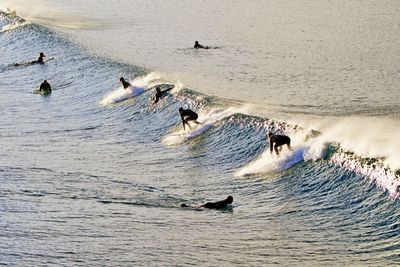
left=268, top=132, right=292, bottom=156
left=179, top=107, right=202, bottom=130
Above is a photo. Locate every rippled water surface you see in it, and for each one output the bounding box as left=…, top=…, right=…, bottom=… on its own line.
left=0, top=2, right=399, bottom=266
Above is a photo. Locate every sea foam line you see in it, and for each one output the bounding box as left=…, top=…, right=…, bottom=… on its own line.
left=330, top=152, right=400, bottom=199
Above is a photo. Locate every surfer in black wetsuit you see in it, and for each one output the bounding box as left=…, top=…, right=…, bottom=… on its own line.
left=179, top=107, right=202, bottom=130
left=153, top=86, right=174, bottom=104
left=39, top=80, right=51, bottom=94
left=202, top=196, right=233, bottom=209
left=194, top=41, right=209, bottom=49
left=32, top=52, right=46, bottom=64
left=181, top=196, right=233, bottom=210
left=268, top=132, right=292, bottom=156
left=120, top=77, right=131, bottom=89
left=14, top=52, right=46, bottom=66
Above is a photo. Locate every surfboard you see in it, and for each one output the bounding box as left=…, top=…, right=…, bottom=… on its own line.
left=33, top=89, right=51, bottom=96
left=100, top=86, right=145, bottom=105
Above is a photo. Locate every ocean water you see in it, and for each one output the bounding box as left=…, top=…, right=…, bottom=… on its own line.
left=0, top=1, right=399, bottom=266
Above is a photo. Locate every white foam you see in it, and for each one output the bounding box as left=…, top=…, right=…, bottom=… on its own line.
left=236, top=145, right=310, bottom=176
left=0, top=20, right=29, bottom=33
left=100, top=86, right=144, bottom=105
left=162, top=107, right=245, bottom=146
left=100, top=72, right=171, bottom=106
left=291, top=116, right=400, bottom=171
left=330, top=153, right=400, bottom=199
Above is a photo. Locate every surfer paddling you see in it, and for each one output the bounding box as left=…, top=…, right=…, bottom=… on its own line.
left=181, top=196, right=233, bottom=210
left=179, top=107, right=202, bottom=130
left=33, top=52, right=46, bottom=64
left=194, top=41, right=209, bottom=49
left=119, top=77, right=131, bottom=89
left=14, top=52, right=46, bottom=66
left=153, top=86, right=174, bottom=104
left=268, top=132, right=292, bottom=156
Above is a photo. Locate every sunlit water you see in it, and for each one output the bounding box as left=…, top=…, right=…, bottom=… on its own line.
left=0, top=2, right=399, bottom=266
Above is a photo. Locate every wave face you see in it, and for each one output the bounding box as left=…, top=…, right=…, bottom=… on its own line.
left=0, top=11, right=399, bottom=266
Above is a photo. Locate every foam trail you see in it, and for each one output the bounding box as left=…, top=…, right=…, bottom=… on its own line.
left=100, top=72, right=166, bottom=106
left=162, top=107, right=245, bottom=146
left=236, top=145, right=310, bottom=176
left=0, top=20, right=29, bottom=33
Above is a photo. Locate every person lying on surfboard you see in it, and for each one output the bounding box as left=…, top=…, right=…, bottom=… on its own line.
left=14, top=52, right=46, bottom=66
left=33, top=52, right=46, bottom=64
left=194, top=41, right=209, bottom=49
left=119, top=77, right=131, bottom=89
left=268, top=132, right=292, bottom=156
left=153, top=86, right=174, bottom=104
left=181, top=196, right=233, bottom=210
left=39, top=80, right=51, bottom=94
left=179, top=107, right=202, bottom=130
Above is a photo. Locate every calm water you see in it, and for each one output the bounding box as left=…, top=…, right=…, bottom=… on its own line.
left=0, top=1, right=399, bottom=266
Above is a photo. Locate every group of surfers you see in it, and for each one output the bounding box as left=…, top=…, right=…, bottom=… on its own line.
left=16, top=41, right=293, bottom=210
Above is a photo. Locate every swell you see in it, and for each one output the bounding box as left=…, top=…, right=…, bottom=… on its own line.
left=1, top=10, right=399, bottom=202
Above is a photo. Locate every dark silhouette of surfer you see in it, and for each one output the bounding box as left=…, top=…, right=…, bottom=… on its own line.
left=179, top=107, right=202, bottom=130
left=194, top=41, right=209, bottom=49
left=14, top=52, right=46, bottom=66
left=34, top=52, right=46, bottom=64
left=181, top=196, right=233, bottom=210
left=268, top=132, right=292, bottom=156
left=39, top=80, right=51, bottom=94
left=120, top=77, right=131, bottom=89
left=153, top=86, right=174, bottom=104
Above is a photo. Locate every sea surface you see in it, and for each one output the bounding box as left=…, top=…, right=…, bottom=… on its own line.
left=0, top=1, right=399, bottom=266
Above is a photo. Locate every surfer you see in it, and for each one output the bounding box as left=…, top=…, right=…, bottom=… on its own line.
left=120, top=77, right=131, bottom=89
left=268, top=132, right=292, bottom=156
left=39, top=80, right=51, bottom=94
left=153, top=86, right=174, bottom=104
left=179, top=107, right=202, bottom=130
left=181, top=196, right=233, bottom=210
left=32, top=52, right=46, bottom=64
left=194, top=41, right=209, bottom=49
left=14, top=52, right=46, bottom=66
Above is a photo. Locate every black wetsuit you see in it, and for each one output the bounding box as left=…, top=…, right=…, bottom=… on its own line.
left=203, top=196, right=233, bottom=209
left=269, top=134, right=291, bottom=155
left=181, top=196, right=233, bottom=209
left=39, top=81, right=51, bottom=93
left=180, top=109, right=198, bottom=121
left=154, top=87, right=173, bottom=103
left=203, top=200, right=229, bottom=209
left=32, top=55, right=45, bottom=64
left=194, top=42, right=208, bottom=49
left=121, top=80, right=131, bottom=89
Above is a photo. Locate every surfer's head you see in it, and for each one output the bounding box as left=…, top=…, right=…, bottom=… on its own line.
left=226, top=196, right=233, bottom=204
left=195, top=41, right=199, bottom=45
left=39, top=52, right=45, bottom=57
left=156, top=87, right=161, bottom=93
left=120, top=77, right=125, bottom=82
left=268, top=132, right=273, bottom=138
left=43, top=80, right=48, bottom=83
left=179, top=107, right=184, bottom=113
